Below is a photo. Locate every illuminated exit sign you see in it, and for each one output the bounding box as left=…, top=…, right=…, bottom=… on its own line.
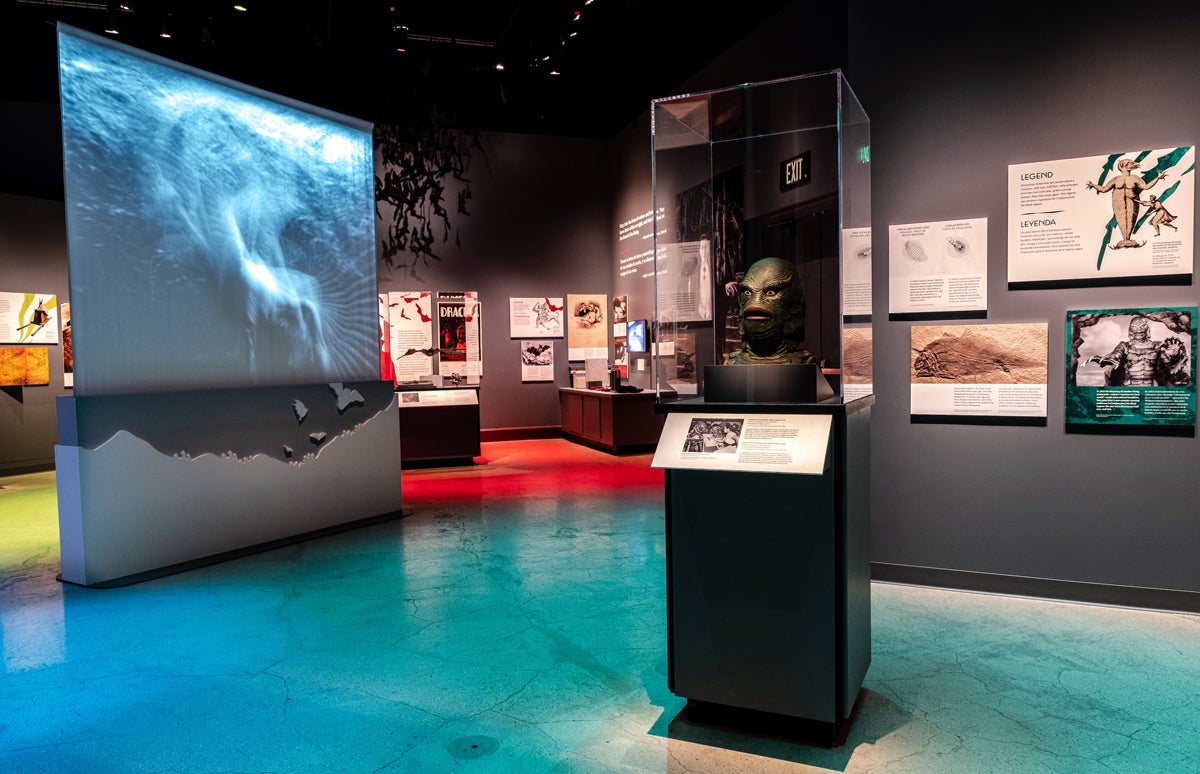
left=779, top=150, right=811, bottom=192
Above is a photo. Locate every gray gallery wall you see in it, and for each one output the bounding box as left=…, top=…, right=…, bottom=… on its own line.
left=0, top=192, right=70, bottom=474
left=376, top=130, right=615, bottom=433
left=846, top=1, right=1200, bottom=607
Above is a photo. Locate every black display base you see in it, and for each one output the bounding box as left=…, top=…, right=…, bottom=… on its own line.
left=702, top=363, right=835, bottom=403
left=661, top=399, right=872, bottom=738
left=671, top=695, right=863, bottom=749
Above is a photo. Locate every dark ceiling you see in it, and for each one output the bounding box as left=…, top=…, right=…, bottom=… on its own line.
left=3, top=0, right=792, bottom=137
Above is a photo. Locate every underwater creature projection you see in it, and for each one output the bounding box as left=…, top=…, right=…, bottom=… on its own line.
left=58, top=25, right=378, bottom=395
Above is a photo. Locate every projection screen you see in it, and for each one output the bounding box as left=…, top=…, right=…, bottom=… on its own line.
left=58, top=24, right=379, bottom=396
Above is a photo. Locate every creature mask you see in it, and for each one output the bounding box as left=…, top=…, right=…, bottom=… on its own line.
left=736, top=257, right=805, bottom=349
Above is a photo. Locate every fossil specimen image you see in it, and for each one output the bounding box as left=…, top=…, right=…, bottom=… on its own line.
left=893, top=237, right=945, bottom=276
left=842, top=328, right=873, bottom=384
left=903, top=240, right=929, bottom=262
left=944, top=234, right=983, bottom=270
left=910, top=324, right=1048, bottom=384
left=945, top=236, right=974, bottom=261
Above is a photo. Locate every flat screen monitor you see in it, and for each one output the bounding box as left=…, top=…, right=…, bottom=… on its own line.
left=58, top=24, right=379, bottom=395
left=627, top=319, right=647, bottom=353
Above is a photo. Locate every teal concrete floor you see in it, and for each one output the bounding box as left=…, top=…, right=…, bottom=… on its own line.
left=2, top=439, right=1199, bottom=773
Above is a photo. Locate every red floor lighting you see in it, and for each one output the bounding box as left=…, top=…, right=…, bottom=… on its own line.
left=401, top=438, right=663, bottom=503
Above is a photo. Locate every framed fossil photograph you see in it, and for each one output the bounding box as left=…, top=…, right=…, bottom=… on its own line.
left=910, top=322, right=1048, bottom=425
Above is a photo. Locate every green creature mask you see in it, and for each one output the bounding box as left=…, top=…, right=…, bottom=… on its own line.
left=725, top=257, right=813, bottom=365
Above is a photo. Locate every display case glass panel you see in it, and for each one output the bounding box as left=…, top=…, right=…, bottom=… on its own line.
left=651, top=70, right=871, bottom=403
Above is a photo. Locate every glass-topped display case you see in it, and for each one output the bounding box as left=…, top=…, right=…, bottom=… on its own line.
left=651, top=70, right=872, bottom=404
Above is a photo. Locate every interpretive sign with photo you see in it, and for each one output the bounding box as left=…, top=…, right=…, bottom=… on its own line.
left=566, top=293, right=608, bottom=360
left=652, top=412, right=832, bottom=475
left=1066, top=307, right=1196, bottom=432
left=520, top=340, right=554, bottom=382
left=1009, top=147, right=1195, bottom=288
left=385, top=291, right=435, bottom=384
left=841, top=227, right=873, bottom=320
left=509, top=297, right=564, bottom=338
left=1, top=292, right=58, bottom=345
left=888, top=218, right=987, bottom=319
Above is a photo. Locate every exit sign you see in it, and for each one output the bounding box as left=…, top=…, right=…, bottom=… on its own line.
left=779, top=150, right=811, bottom=192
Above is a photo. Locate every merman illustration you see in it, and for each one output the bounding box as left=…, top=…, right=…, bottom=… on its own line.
left=1085, top=158, right=1167, bottom=249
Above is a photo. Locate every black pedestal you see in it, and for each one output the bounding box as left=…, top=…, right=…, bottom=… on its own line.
left=661, top=398, right=872, bottom=743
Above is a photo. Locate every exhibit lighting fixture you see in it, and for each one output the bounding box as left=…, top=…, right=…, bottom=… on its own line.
left=494, top=62, right=505, bottom=71
left=233, top=4, right=247, bottom=12
left=390, top=23, right=407, bottom=53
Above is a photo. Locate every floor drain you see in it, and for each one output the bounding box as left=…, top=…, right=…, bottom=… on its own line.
left=447, top=735, right=499, bottom=760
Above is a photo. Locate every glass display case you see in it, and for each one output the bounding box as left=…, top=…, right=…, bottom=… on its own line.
left=651, top=70, right=872, bottom=404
